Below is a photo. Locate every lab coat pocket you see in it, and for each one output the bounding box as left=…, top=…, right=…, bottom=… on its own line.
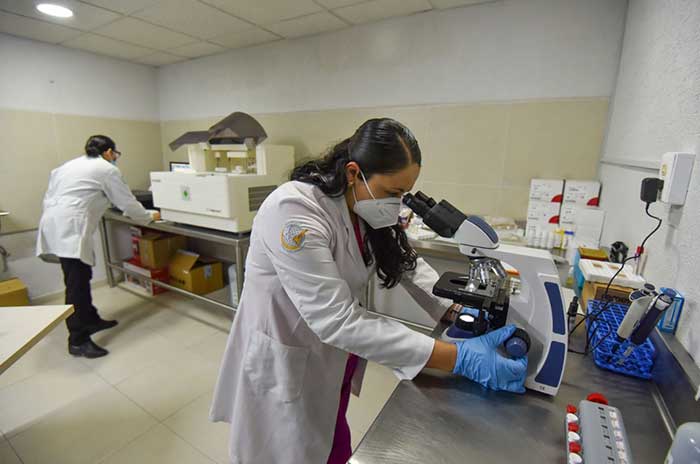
left=243, top=330, right=309, bottom=403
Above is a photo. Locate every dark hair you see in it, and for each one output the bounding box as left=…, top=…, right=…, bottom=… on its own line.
left=291, top=118, right=421, bottom=288
left=85, top=135, right=116, bottom=158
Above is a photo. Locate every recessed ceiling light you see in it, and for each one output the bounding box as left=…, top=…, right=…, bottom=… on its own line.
left=36, top=3, right=74, bottom=18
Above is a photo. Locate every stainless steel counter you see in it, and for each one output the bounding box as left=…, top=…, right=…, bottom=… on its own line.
left=351, top=320, right=672, bottom=463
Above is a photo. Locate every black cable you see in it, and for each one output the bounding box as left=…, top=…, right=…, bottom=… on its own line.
left=584, top=204, right=662, bottom=352
left=568, top=202, right=663, bottom=356
left=570, top=255, right=636, bottom=337
left=581, top=255, right=637, bottom=353
left=588, top=321, right=613, bottom=353
left=567, top=314, right=589, bottom=354
left=640, top=203, right=663, bottom=250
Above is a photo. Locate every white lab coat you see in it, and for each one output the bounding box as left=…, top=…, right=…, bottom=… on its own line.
left=37, top=155, right=152, bottom=266
left=210, top=181, right=452, bottom=464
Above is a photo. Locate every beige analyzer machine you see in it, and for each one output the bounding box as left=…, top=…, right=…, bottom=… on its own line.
left=151, top=112, right=294, bottom=233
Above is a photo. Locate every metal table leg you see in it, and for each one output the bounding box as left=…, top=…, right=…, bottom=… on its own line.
left=234, top=242, right=247, bottom=299
left=99, top=217, right=116, bottom=287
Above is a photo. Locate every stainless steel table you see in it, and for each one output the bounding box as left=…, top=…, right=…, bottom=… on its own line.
left=351, top=319, right=672, bottom=463
left=99, top=209, right=249, bottom=312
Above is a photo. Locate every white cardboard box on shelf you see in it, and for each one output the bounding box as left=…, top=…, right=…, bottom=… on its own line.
left=529, top=179, right=564, bottom=203
left=526, top=201, right=561, bottom=240
left=560, top=205, right=604, bottom=226
left=559, top=204, right=605, bottom=247
left=559, top=203, right=592, bottom=227
left=563, top=180, right=601, bottom=206
left=574, top=208, right=606, bottom=248
left=527, top=200, right=561, bottom=225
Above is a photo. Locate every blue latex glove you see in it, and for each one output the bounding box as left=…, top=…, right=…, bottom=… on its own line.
left=452, top=324, right=528, bottom=394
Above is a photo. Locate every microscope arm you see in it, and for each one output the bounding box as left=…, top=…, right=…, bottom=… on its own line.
left=403, top=192, right=500, bottom=252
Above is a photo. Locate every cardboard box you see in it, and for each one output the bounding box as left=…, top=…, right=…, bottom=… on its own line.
left=130, top=226, right=146, bottom=259
left=563, top=180, right=601, bottom=206
left=560, top=204, right=603, bottom=224
left=559, top=203, right=579, bottom=226
left=0, top=278, right=30, bottom=307
left=560, top=206, right=606, bottom=248
left=131, top=236, right=141, bottom=262
left=129, top=226, right=146, bottom=237
left=529, top=179, right=564, bottom=203
left=526, top=200, right=561, bottom=243
left=139, top=233, right=187, bottom=269
left=573, top=208, right=606, bottom=248
left=526, top=201, right=561, bottom=226
left=123, top=258, right=168, bottom=296
left=581, top=281, right=634, bottom=312
left=169, top=250, right=224, bottom=295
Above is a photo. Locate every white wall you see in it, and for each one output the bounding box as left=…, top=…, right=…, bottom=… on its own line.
left=0, top=231, right=107, bottom=301
left=0, top=0, right=630, bottom=300
left=0, top=34, right=159, bottom=299
left=157, top=0, right=627, bottom=120
left=0, top=33, right=159, bottom=121
left=599, top=0, right=700, bottom=366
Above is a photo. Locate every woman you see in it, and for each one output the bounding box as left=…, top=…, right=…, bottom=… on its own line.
left=210, top=119, right=527, bottom=464
left=37, top=135, right=158, bottom=358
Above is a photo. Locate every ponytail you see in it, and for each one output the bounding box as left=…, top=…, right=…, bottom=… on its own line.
left=85, top=135, right=116, bottom=158
left=290, top=138, right=353, bottom=195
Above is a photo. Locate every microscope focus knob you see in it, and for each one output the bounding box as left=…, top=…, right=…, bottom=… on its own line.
left=504, top=328, right=531, bottom=358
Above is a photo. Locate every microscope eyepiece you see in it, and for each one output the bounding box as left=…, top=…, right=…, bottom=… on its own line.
left=402, top=193, right=430, bottom=217
left=415, top=191, right=436, bottom=208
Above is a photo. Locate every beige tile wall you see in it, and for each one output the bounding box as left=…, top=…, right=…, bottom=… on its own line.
left=0, top=108, right=162, bottom=233
left=0, top=98, right=607, bottom=234
left=161, top=98, right=609, bottom=219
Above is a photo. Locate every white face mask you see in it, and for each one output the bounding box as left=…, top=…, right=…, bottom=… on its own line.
left=352, top=170, right=401, bottom=229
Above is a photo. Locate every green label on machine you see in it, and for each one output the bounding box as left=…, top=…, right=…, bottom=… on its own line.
left=181, top=186, right=191, bottom=201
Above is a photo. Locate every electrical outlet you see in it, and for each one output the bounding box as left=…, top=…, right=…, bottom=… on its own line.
left=659, top=152, right=695, bottom=205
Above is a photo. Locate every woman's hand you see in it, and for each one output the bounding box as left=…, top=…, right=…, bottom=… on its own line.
left=452, top=325, right=528, bottom=393
left=150, top=211, right=161, bottom=221
left=426, top=325, right=528, bottom=393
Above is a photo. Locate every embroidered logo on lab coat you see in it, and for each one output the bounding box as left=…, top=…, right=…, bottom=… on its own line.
left=281, top=223, right=308, bottom=252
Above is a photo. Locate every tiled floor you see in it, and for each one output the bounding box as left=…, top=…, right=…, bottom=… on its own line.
left=0, top=286, right=399, bottom=464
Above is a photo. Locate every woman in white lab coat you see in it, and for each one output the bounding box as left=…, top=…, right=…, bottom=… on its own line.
left=210, top=119, right=527, bottom=464
left=37, top=135, right=157, bottom=358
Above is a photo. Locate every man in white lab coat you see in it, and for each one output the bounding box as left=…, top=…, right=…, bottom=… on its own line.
left=210, top=119, right=527, bottom=464
left=37, top=135, right=157, bottom=358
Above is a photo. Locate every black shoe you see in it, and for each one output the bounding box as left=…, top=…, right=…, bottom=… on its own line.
left=69, top=340, right=109, bottom=358
left=86, top=319, right=118, bottom=336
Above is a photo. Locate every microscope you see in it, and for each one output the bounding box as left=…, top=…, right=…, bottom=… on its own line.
left=403, top=192, right=568, bottom=396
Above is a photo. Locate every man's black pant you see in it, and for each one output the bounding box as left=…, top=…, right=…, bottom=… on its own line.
left=60, top=258, right=99, bottom=345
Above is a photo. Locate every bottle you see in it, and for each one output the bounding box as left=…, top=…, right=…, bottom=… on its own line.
left=665, top=422, right=700, bottom=464
left=567, top=296, right=579, bottom=332
left=547, top=232, right=556, bottom=249
left=527, top=228, right=535, bottom=247
left=565, top=232, right=576, bottom=263
left=657, top=288, right=683, bottom=334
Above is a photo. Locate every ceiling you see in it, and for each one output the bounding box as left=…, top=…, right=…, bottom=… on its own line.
left=0, top=0, right=494, bottom=67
